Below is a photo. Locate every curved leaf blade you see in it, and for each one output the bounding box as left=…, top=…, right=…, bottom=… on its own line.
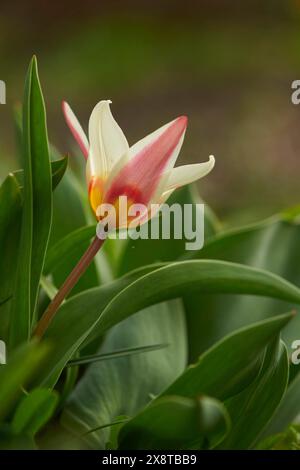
left=38, top=260, right=300, bottom=387
left=118, top=395, right=230, bottom=450
left=163, top=313, right=292, bottom=401
left=218, top=339, right=289, bottom=449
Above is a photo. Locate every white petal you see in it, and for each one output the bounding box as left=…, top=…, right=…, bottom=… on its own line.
left=88, top=100, right=129, bottom=178
left=164, top=155, right=215, bottom=190
left=62, top=101, right=89, bottom=159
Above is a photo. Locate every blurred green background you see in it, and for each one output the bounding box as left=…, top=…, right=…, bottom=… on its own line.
left=1, top=0, right=300, bottom=224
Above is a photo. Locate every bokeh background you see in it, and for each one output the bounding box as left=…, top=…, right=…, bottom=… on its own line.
left=1, top=0, right=300, bottom=224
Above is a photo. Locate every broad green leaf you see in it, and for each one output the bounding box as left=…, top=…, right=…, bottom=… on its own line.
left=0, top=342, right=49, bottom=421
left=95, top=261, right=300, bottom=336
left=10, top=57, right=52, bottom=347
left=118, top=395, right=230, bottom=450
left=118, top=185, right=220, bottom=276
left=162, top=314, right=292, bottom=401
left=12, top=388, right=58, bottom=436
left=218, top=339, right=289, bottom=449
left=115, top=315, right=290, bottom=451
left=262, top=369, right=300, bottom=436
left=184, top=213, right=300, bottom=361
left=61, top=300, right=187, bottom=449
left=38, top=260, right=300, bottom=387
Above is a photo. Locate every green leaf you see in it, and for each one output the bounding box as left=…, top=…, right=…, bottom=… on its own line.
left=162, top=314, right=292, bottom=401
left=262, top=370, right=300, bottom=436
left=115, top=315, right=290, bottom=451
left=38, top=260, right=300, bottom=388
left=67, top=343, right=169, bottom=366
left=218, top=339, right=289, bottom=449
left=184, top=213, right=300, bottom=361
left=94, top=261, right=300, bottom=337
left=49, top=157, right=68, bottom=190
left=13, top=103, right=68, bottom=188
left=13, top=104, right=23, bottom=166
left=0, top=161, right=65, bottom=344
left=257, top=424, right=300, bottom=450
left=10, top=57, right=52, bottom=347
left=12, top=389, right=58, bottom=436
left=0, top=428, right=36, bottom=450
left=44, top=225, right=99, bottom=297
left=13, top=157, right=68, bottom=193
left=61, top=300, right=187, bottom=449
left=0, top=175, right=22, bottom=342
left=0, top=342, right=49, bottom=421
left=118, top=395, right=230, bottom=450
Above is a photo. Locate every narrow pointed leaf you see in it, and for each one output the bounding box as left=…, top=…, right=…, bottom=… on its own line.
left=67, top=343, right=169, bottom=367
left=10, top=57, right=52, bottom=347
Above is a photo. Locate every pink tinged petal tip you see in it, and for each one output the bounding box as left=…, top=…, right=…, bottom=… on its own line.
left=62, top=101, right=89, bottom=160
left=104, top=116, right=188, bottom=206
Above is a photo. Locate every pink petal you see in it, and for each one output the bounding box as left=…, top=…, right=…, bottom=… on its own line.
left=104, top=116, right=187, bottom=206
left=62, top=101, right=89, bottom=160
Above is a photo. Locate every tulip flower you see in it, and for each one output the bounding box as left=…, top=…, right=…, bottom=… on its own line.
left=34, top=100, right=215, bottom=338
left=62, top=100, right=215, bottom=229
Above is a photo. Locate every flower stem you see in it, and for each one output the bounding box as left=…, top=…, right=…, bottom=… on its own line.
left=34, top=235, right=105, bottom=338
